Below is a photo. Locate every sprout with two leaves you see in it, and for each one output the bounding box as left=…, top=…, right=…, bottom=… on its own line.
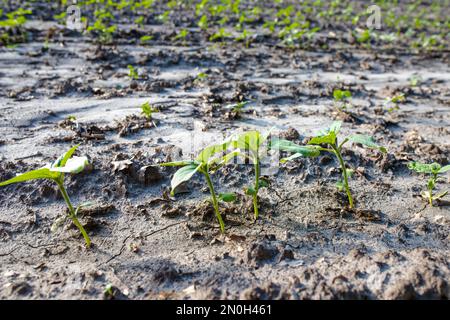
left=271, top=121, right=386, bottom=208
left=0, top=145, right=91, bottom=247
left=226, top=130, right=298, bottom=220
left=158, top=141, right=238, bottom=233
left=408, top=162, right=450, bottom=206
left=225, top=131, right=267, bottom=220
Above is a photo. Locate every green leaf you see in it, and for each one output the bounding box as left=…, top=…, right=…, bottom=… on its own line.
left=438, top=165, right=450, bottom=174
left=214, top=150, right=241, bottom=166
left=170, top=163, right=202, bottom=195
left=427, top=178, right=435, bottom=190
left=259, top=178, right=269, bottom=188
left=234, top=131, right=262, bottom=154
left=49, top=156, right=89, bottom=174
left=317, top=121, right=342, bottom=136
left=333, top=89, right=351, bottom=101
left=280, top=153, right=303, bottom=163
left=408, top=162, right=441, bottom=174
left=195, top=142, right=232, bottom=164
left=347, top=134, right=387, bottom=153
left=0, top=168, right=54, bottom=187
left=308, top=132, right=337, bottom=146
left=53, top=144, right=80, bottom=168
left=218, top=192, right=236, bottom=202
left=245, top=186, right=256, bottom=196
left=270, top=138, right=321, bottom=157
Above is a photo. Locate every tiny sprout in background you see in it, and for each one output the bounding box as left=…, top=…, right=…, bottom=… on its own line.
left=384, top=93, right=405, bottom=113
left=333, top=89, right=352, bottom=110
left=127, top=65, right=139, bottom=80
left=194, top=72, right=208, bottom=85
left=409, top=75, right=422, bottom=87
left=408, top=162, right=450, bottom=206
left=172, top=29, right=189, bottom=43
left=0, top=145, right=91, bottom=247
left=140, top=35, right=153, bottom=44
left=141, top=101, right=159, bottom=124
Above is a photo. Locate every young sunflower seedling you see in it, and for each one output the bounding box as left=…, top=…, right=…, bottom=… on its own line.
left=226, top=130, right=283, bottom=220
left=141, top=101, right=159, bottom=126
left=0, top=145, right=91, bottom=247
left=127, top=65, right=139, bottom=80
left=384, top=93, right=405, bottom=113
left=158, top=142, right=237, bottom=233
left=333, top=89, right=352, bottom=110
left=408, top=162, right=450, bottom=206
left=271, top=122, right=386, bottom=208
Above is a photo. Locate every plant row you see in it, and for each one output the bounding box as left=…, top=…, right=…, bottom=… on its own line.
left=1, top=121, right=449, bottom=247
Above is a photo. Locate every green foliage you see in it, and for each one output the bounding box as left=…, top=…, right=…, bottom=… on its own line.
left=173, top=28, right=189, bottom=42
left=0, top=145, right=91, bottom=247
left=333, top=89, right=352, bottom=110
left=272, top=122, right=386, bottom=208
left=235, top=29, right=253, bottom=47
left=127, top=65, right=139, bottom=80
left=333, top=89, right=352, bottom=101
left=225, top=130, right=274, bottom=219
left=158, top=141, right=235, bottom=233
left=209, top=28, right=231, bottom=42
left=87, top=18, right=116, bottom=44
left=0, top=8, right=32, bottom=45
left=198, top=15, right=208, bottom=30
left=140, top=35, right=153, bottom=44
left=408, top=162, right=449, bottom=206
left=384, top=93, right=405, bottom=112
left=141, top=102, right=158, bottom=120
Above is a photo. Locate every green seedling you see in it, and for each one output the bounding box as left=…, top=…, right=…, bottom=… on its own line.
left=409, top=75, right=422, bottom=87
left=333, top=89, right=352, bottom=110
left=158, top=141, right=236, bottom=233
left=272, top=122, right=386, bottom=208
left=194, top=72, right=208, bottom=86
left=209, top=28, right=231, bottom=42
left=0, top=145, right=91, bottom=247
left=408, top=162, right=450, bottom=206
left=356, top=29, right=372, bottom=44
left=140, top=35, right=153, bottom=44
left=127, top=65, right=139, bottom=80
left=232, top=101, right=249, bottom=114
left=104, top=283, right=114, bottom=298
left=87, top=18, right=116, bottom=44
left=134, top=16, right=145, bottom=27
left=224, top=101, right=249, bottom=119
left=384, top=93, right=405, bottom=112
left=198, top=15, right=208, bottom=30
left=141, top=101, right=158, bottom=123
left=157, top=11, right=170, bottom=23
left=235, top=29, right=253, bottom=48
left=172, top=29, right=189, bottom=42
left=225, top=130, right=277, bottom=220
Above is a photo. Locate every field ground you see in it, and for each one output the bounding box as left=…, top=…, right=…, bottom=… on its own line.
left=0, top=1, right=449, bottom=299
